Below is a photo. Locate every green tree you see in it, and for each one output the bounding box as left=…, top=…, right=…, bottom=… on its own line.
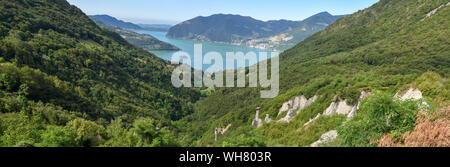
left=37, top=126, right=80, bottom=147
left=66, top=118, right=105, bottom=147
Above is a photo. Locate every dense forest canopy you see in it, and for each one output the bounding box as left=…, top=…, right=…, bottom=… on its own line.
left=0, top=0, right=200, bottom=147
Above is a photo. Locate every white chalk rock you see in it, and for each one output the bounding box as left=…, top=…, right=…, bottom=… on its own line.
left=264, top=114, right=272, bottom=123
left=311, top=130, right=338, bottom=147
left=324, top=98, right=354, bottom=116
left=395, top=88, right=423, bottom=101
left=347, top=91, right=372, bottom=119
left=278, top=95, right=318, bottom=123
left=278, top=95, right=318, bottom=116
left=252, top=110, right=263, bottom=127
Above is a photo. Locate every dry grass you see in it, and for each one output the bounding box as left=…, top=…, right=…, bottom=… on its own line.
left=378, top=103, right=450, bottom=147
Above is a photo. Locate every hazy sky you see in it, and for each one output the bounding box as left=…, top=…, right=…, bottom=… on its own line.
left=68, top=0, right=379, bottom=25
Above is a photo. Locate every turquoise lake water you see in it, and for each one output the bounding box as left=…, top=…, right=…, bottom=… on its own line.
left=134, top=30, right=275, bottom=73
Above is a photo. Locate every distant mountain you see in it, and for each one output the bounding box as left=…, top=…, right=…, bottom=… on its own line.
left=90, top=14, right=142, bottom=29
left=138, top=24, right=173, bottom=32
left=91, top=18, right=179, bottom=50
left=245, top=12, right=345, bottom=51
left=166, top=13, right=343, bottom=50
left=166, top=14, right=303, bottom=44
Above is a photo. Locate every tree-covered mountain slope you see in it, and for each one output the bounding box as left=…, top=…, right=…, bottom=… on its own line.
left=0, top=0, right=200, bottom=147
left=182, top=0, right=449, bottom=147
left=166, top=14, right=304, bottom=44
left=245, top=12, right=345, bottom=51
left=166, top=12, right=343, bottom=50
left=90, top=17, right=179, bottom=51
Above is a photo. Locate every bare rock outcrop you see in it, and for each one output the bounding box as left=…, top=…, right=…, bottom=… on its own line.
left=306, top=91, right=371, bottom=127
left=278, top=95, right=318, bottom=116
left=264, top=114, right=272, bottom=123
left=395, top=88, right=429, bottom=109
left=310, top=130, right=338, bottom=147
left=347, top=91, right=372, bottom=119
left=394, top=88, right=424, bottom=101
left=278, top=95, right=318, bottom=123
left=323, top=98, right=354, bottom=116
left=215, top=124, right=232, bottom=141
left=252, top=107, right=263, bottom=127
left=421, top=2, right=450, bottom=21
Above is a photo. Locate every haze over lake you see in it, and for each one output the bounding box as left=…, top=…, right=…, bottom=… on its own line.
left=135, top=30, right=274, bottom=73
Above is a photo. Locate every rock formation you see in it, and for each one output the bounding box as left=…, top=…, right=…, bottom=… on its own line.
left=264, top=114, right=272, bottom=123
left=305, top=91, right=371, bottom=127
left=395, top=88, right=424, bottom=101
left=323, top=98, right=354, bottom=116
left=347, top=91, right=372, bottom=119
left=215, top=124, right=232, bottom=141
left=252, top=107, right=263, bottom=127
left=278, top=95, right=318, bottom=122
left=310, top=130, right=338, bottom=147
left=394, top=88, right=429, bottom=108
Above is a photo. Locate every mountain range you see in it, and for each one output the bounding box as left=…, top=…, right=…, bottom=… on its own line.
left=245, top=12, right=345, bottom=51
left=166, top=12, right=344, bottom=51
left=90, top=15, right=172, bottom=32
left=0, top=0, right=448, bottom=147
left=90, top=16, right=179, bottom=50
left=90, top=14, right=142, bottom=29
left=166, top=14, right=303, bottom=43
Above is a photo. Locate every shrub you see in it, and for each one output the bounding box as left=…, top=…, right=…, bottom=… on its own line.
left=336, top=92, right=420, bottom=147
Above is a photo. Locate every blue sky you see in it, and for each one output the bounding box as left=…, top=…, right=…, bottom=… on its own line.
left=68, top=0, right=379, bottom=25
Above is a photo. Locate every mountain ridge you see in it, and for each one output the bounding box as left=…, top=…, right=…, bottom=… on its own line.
left=166, top=13, right=304, bottom=43
left=166, top=12, right=344, bottom=50
left=245, top=12, right=346, bottom=51
left=90, top=14, right=142, bottom=29
left=90, top=16, right=179, bottom=50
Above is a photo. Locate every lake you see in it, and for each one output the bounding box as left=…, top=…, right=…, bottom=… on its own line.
left=134, top=30, right=275, bottom=73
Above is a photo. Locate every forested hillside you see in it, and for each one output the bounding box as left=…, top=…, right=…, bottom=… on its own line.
left=90, top=17, right=179, bottom=51
left=182, top=0, right=449, bottom=147
left=166, top=14, right=303, bottom=43
left=0, top=0, right=448, bottom=148
left=0, top=0, right=200, bottom=147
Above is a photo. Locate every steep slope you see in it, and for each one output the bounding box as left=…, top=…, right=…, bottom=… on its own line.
left=245, top=12, right=345, bottom=51
left=91, top=17, right=179, bottom=50
left=89, top=14, right=141, bottom=29
left=0, top=0, right=200, bottom=147
left=166, top=14, right=303, bottom=44
left=182, top=0, right=450, bottom=146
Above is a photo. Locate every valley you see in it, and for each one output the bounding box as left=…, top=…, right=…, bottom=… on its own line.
left=0, top=0, right=448, bottom=148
